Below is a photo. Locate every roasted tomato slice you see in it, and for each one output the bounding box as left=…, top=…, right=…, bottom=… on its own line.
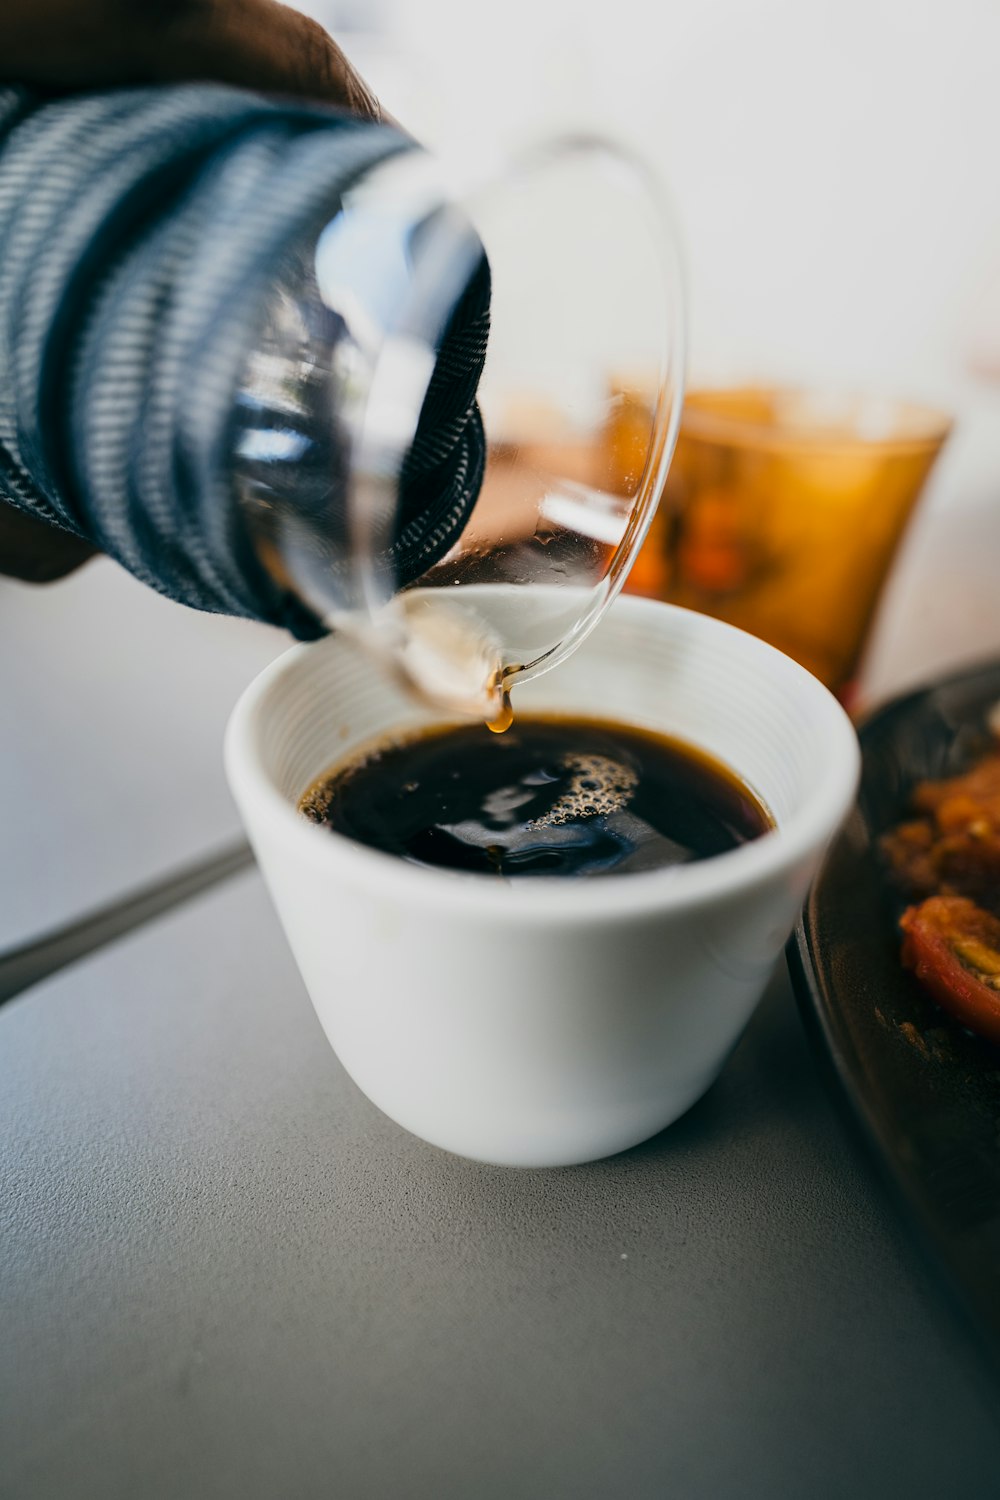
left=900, top=896, right=1000, bottom=1045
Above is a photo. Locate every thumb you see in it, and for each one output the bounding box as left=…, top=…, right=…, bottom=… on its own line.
left=145, top=0, right=384, bottom=120
left=0, top=1, right=384, bottom=122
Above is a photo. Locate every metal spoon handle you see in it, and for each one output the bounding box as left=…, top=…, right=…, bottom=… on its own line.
left=0, top=840, right=254, bottom=1008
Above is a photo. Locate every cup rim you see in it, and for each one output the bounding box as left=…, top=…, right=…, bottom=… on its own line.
left=680, top=383, right=952, bottom=453
left=224, top=597, right=860, bottom=925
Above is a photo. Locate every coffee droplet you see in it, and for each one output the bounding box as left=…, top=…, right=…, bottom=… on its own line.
left=484, top=660, right=525, bottom=734
left=486, top=688, right=514, bottom=735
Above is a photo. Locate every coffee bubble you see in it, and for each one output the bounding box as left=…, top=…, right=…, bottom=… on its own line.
left=528, top=753, right=638, bottom=828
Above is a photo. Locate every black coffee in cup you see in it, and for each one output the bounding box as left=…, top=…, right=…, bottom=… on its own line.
left=300, top=716, right=770, bottom=878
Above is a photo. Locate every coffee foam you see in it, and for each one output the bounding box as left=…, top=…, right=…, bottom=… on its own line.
left=527, top=753, right=638, bottom=828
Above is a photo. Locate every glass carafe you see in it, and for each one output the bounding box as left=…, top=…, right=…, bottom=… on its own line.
left=233, top=135, right=686, bottom=721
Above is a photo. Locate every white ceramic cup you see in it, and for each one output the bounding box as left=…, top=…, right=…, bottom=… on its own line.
left=225, top=596, right=859, bottom=1167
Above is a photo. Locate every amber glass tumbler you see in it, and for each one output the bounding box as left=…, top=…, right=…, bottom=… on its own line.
left=617, top=386, right=951, bottom=695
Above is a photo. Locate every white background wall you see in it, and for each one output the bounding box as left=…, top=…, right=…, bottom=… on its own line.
left=304, top=0, right=1000, bottom=699
left=307, top=0, right=1000, bottom=391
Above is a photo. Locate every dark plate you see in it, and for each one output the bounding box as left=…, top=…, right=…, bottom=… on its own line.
left=789, top=659, right=1000, bottom=1370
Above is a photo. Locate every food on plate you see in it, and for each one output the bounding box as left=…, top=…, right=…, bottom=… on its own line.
left=899, top=896, right=1000, bottom=1044
left=882, top=731, right=1000, bottom=1042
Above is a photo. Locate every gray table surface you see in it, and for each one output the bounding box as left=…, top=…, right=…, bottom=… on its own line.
left=4, top=873, right=1000, bottom=1500
left=0, top=563, right=280, bottom=951
left=4, top=500, right=1000, bottom=1499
